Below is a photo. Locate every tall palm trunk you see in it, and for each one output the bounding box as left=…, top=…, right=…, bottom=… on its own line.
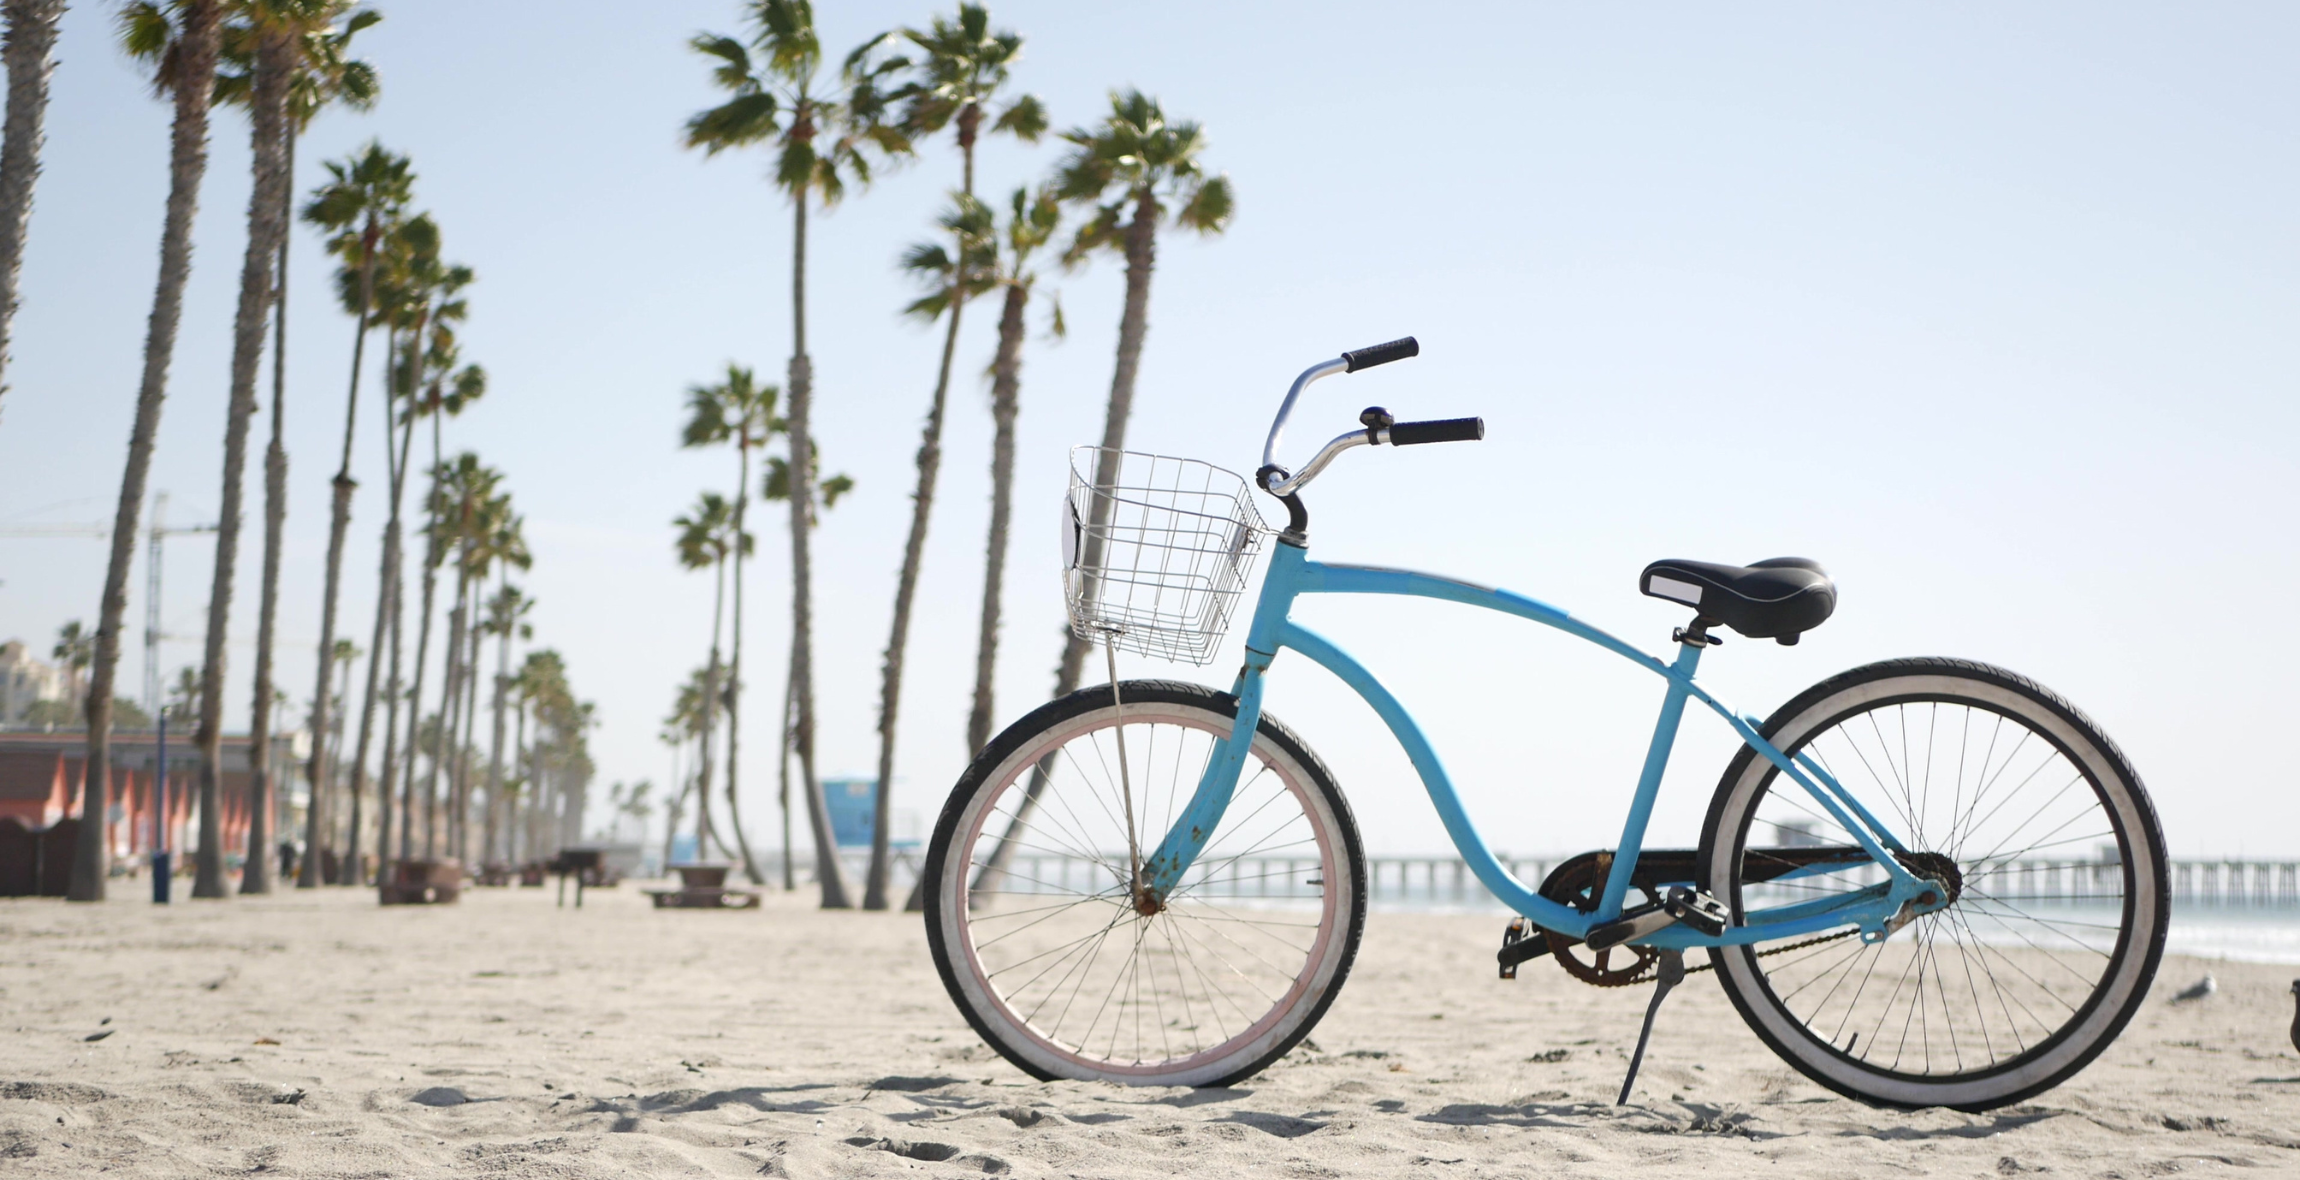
left=482, top=574, right=510, bottom=864
left=400, top=414, right=442, bottom=860
left=242, top=127, right=296, bottom=896
left=304, top=226, right=380, bottom=887
left=967, top=279, right=1029, bottom=755
left=868, top=135, right=986, bottom=910
left=509, top=697, right=528, bottom=862
left=369, top=370, right=413, bottom=879
left=454, top=582, right=481, bottom=861
left=1053, top=191, right=1159, bottom=696
left=68, top=0, right=222, bottom=903
left=723, top=441, right=763, bottom=883
left=191, top=30, right=292, bottom=900
left=0, top=0, right=65, bottom=413
left=431, top=567, right=465, bottom=860
left=691, top=552, right=724, bottom=863
left=660, top=755, right=686, bottom=874
left=778, top=650, right=794, bottom=890
left=866, top=241, right=965, bottom=910
left=786, top=185, right=851, bottom=908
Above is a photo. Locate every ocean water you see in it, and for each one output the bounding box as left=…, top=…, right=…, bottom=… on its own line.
left=2160, top=909, right=2300, bottom=965
left=1362, top=891, right=2300, bottom=965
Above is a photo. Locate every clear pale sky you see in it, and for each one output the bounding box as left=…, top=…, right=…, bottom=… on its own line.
left=0, top=2, right=2292, bottom=858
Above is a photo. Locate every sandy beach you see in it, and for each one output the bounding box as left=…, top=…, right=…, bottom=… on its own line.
left=4, top=885, right=2296, bottom=1178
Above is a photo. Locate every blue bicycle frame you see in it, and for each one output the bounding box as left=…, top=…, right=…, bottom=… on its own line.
left=1135, top=540, right=1939, bottom=950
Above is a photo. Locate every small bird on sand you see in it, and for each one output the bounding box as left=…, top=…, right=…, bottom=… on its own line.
left=2170, top=974, right=2216, bottom=1003
left=2288, top=980, right=2298, bottom=1055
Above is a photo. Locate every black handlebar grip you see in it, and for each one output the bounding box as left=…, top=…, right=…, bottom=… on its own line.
left=1340, top=336, right=1420, bottom=373
left=1387, top=417, right=1484, bottom=445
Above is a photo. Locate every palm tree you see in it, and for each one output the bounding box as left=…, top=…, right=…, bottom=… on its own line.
left=353, top=212, right=442, bottom=884
left=1045, top=90, right=1232, bottom=696
left=0, top=0, right=67, bottom=415
left=656, top=701, right=695, bottom=871
left=323, top=634, right=355, bottom=869
left=177, top=0, right=312, bottom=899
left=453, top=491, right=522, bottom=862
left=673, top=491, right=744, bottom=865
left=297, top=140, right=406, bottom=886
left=423, top=452, right=500, bottom=861
left=931, top=196, right=1064, bottom=914
left=685, top=0, right=906, bottom=908
left=761, top=444, right=851, bottom=889
left=609, top=780, right=652, bottom=844
left=391, top=268, right=480, bottom=864
left=967, top=185, right=1060, bottom=754
left=479, top=580, right=529, bottom=865
left=232, top=5, right=376, bottom=896
left=512, top=651, right=556, bottom=862
left=894, top=195, right=1061, bottom=918
left=954, top=96, right=1234, bottom=903
left=72, top=0, right=224, bottom=903
left=678, top=364, right=778, bottom=884
left=515, top=648, right=573, bottom=857
left=50, top=619, right=90, bottom=702
left=863, top=193, right=996, bottom=906
left=858, top=4, right=1040, bottom=909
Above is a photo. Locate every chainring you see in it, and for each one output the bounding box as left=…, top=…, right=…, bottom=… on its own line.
left=1540, top=855, right=1664, bottom=988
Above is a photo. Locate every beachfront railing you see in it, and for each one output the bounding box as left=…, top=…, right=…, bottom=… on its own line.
left=919, top=853, right=2300, bottom=910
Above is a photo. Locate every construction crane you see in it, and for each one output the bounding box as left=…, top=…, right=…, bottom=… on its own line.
left=0, top=492, right=218, bottom=717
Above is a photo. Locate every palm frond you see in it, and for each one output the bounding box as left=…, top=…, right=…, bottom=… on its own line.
left=686, top=92, right=780, bottom=152
left=900, top=241, right=955, bottom=277
left=993, top=93, right=1047, bottom=142
left=689, top=33, right=758, bottom=92
left=1176, top=173, right=1234, bottom=235
left=902, top=289, right=951, bottom=322
left=1060, top=201, right=1123, bottom=268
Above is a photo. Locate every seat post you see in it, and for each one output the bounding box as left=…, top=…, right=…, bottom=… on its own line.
left=1673, top=616, right=1723, bottom=649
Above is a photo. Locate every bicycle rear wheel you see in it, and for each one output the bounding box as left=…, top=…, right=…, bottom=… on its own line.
left=923, top=681, right=1366, bottom=1087
left=1699, top=658, right=2168, bottom=1111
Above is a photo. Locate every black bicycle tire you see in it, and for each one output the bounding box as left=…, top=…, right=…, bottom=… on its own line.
left=1697, top=657, right=2169, bottom=1111
left=922, top=680, right=1368, bottom=1088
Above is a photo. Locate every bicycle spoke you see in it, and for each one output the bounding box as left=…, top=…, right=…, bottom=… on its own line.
left=946, top=699, right=1350, bottom=1078
left=1728, top=688, right=2152, bottom=1087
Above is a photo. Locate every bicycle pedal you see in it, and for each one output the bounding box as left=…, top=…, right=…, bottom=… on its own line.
left=1586, top=902, right=1675, bottom=952
left=1498, top=916, right=1550, bottom=978
left=1663, top=886, right=1729, bottom=938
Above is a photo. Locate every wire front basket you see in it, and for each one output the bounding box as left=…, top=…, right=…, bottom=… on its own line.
left=1062, top=447, right=1270, bottom=665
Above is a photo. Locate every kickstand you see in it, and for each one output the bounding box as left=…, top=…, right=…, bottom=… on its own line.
left=1615, top=949, right=1686, bottom=1106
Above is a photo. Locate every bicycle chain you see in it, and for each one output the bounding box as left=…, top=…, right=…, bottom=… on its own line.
left=1577, top=926, right=1859, bottom=987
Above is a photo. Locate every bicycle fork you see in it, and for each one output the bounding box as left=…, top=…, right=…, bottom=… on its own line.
left=1136, top=641, right=1277, bottom=904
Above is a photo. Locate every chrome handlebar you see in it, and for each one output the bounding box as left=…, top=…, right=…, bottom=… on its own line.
left=1256, top=337, right=1482, bottom=500
left=1258, top=357, right=1352, bottom=496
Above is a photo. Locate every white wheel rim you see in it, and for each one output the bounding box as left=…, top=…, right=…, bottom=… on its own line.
left=1710, top=674, right=2162, bottom=1106
left=939, top=701, right=1351, bottom=1086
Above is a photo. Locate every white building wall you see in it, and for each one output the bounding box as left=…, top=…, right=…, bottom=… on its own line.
left=0, top=641, right=65, bottom=727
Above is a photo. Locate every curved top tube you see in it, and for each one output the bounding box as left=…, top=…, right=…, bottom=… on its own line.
left=1136, top=541, right=1927, bottom=946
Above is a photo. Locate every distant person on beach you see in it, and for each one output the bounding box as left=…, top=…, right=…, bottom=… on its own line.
left=279, top=842, right=297, bottom=881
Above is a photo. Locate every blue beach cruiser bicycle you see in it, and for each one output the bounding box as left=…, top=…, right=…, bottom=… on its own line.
left=923, top=339, right=2169, bottom=1111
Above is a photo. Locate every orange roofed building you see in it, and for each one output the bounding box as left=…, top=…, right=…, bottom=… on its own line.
left=0, top=732, right=298, bottom=866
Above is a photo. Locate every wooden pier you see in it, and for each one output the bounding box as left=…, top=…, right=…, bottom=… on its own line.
left=985, top=854, right=2300, bottom=909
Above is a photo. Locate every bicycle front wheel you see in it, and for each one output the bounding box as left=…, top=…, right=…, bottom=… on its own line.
left=923, top=680, right=1365, bottom=1087
left=1700, top=658, right=2168, bottom=1111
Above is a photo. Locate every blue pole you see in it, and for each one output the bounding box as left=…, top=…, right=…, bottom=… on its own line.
left=152, top=714, right=171, bottom=904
